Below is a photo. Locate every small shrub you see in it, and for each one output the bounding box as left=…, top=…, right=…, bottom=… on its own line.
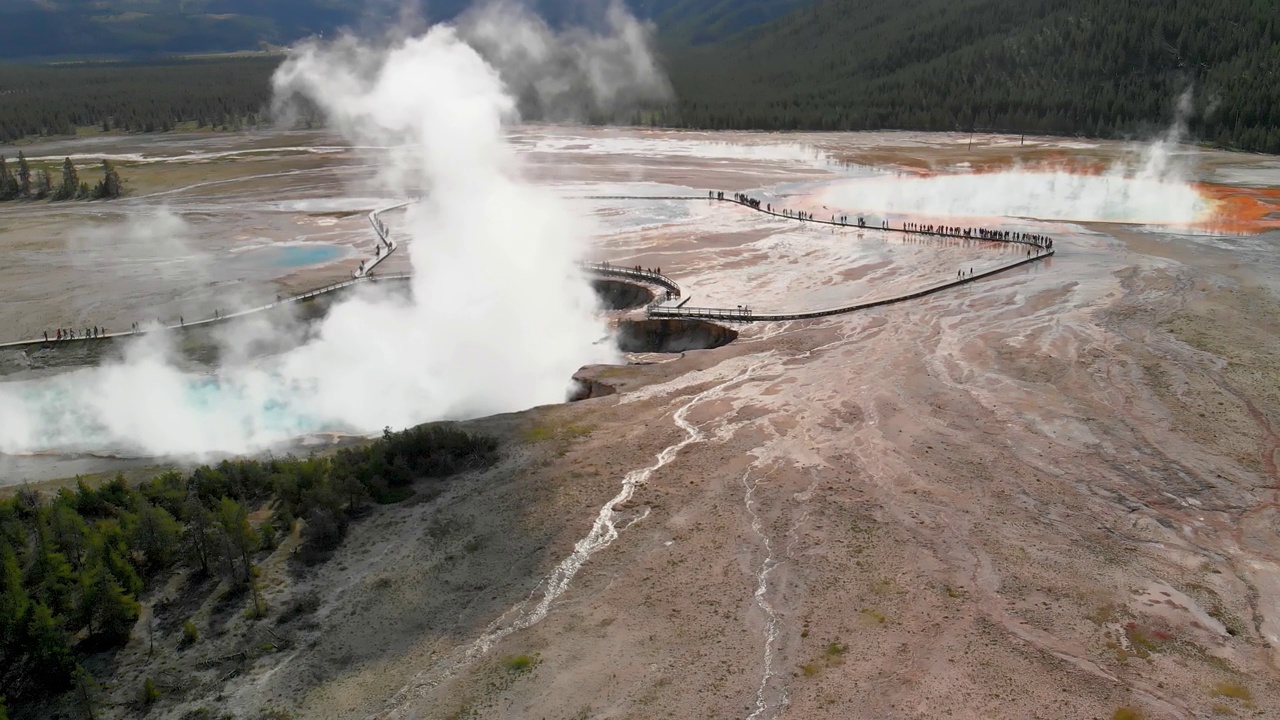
left=276, top=591, right=321, bottom=625
left=141, top=677, right=159, bottom=706
left=299, top=507, right=347, bottom=565
left=502, top=654, right=539, bottom=673
left=371, top=484, right=413, bottom=504
left=259, top=521, right=278, bottom=550
left=182, top=620, right=200, bottom=645
left=1112, top=708, right=1143, bottom=720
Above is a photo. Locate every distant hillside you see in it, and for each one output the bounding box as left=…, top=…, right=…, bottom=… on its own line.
left=2, top=0, right=1277, bottom=154
left=0, top=0, right=809, bottom=58
left=661, top=0, right=1280, bottom=153
left=634, top=0, right=814, bottom=45
left=0, top=0, right=355, bottom=57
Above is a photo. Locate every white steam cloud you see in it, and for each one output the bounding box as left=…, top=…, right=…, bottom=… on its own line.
left=0, top=7, right=667, bottom=458
left=459, top=0, right=671, bottom=120
left=821, top=92, right=1214, bottom=226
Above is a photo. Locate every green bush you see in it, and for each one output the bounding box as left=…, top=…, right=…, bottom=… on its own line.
left=502, top=654, right=539, bottom=673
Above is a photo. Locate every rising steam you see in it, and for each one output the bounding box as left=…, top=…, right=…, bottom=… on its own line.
left=821, top=92, right=1215, bottom=226
left=0, top=9, right=668, bottom=458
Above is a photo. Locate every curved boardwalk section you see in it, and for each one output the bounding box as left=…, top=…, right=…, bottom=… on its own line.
left=588, top=192, right=1056, bottom=323
left=648, top=250, right=1051, bottom=323
left=2, top=188, right=1058, bottom=346
left=0, top=200, right=412, bottom=351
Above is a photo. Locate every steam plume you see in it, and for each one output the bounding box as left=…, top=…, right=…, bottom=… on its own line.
left=459, top=0, right=671, bottom=120
left=821, top=91, right=1213, bottom=226
left=0, top=7, right=669, bottom=458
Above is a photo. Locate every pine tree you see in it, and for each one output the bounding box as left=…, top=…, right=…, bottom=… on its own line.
left=27, top=547, right=76, bottom=618
left=77, top=563, right=138, bottom=642
left=33, top=170, right=51, bottom=200
left=72, top=665, right=99, bottom=720
left=0, top=544, right=29, bottom=649
left=0, top=156, right=16, bottom=201
left=48, top=505, right=88, bottom=569
left=182, top=500, right=214, bottom=576
left=15, top=152, right=30, bottom=199
left=53, top=157, right=78, bottom=201
left=22, top=603, right=75, bottom=694
left=127, top=503, right=181, bottom=575
left=102, top=160, right=121, bottom=199
left=216, top=497, right=257, bottom=583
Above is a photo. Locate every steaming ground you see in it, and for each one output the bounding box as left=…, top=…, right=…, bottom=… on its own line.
left=4, top=127, right=1280, bottom=720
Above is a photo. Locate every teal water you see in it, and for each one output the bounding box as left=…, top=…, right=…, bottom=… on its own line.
left=2, top=372, right=336, bottom=455
left=270, top=244, right=346, bottom=268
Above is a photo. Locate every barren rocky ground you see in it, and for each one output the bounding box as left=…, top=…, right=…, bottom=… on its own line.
left=4, top=128, right=1280, bottom=719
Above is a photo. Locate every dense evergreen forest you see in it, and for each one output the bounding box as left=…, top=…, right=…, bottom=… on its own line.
left=0, top=57, right=278, bottom=143
left=659, top=0, right=1280, bottom=152
left=0, top=424, right=498, bottom=717
left=0, top=0, right=1278, bottom=151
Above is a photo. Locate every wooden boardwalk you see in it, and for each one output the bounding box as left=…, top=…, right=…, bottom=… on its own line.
left=585, top=193, right=1055, bottom=323
left=3, top=190, right=1058, bottom=348
left=0, top=201, right=412, bottom=350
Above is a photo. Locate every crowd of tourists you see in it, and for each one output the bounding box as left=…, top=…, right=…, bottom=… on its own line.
left=710, top=188, right=1055, bottom=251
left=40, top=310, right=240, bottom=341
left=903, top=222, right=1053, bottom=249
left=45, top=326, right=110, bottom=341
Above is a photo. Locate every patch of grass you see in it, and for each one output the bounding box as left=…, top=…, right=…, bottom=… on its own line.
left=1088, top=603, right=1119, bottom=625
left=522, top=420, right=593, bottom=444
left=799, top=638, right=847, bottom=678
left=502, top=654, right=540, bottom=673
left=860, top=608, right=887, bottom=624
left=1210, top=683, right=1252, bottom=703
left=443, top=703, right=478, bottom=720
left=1123, top=621, right=1172, bottom=658
left=1112, top=708, right=1143, bottom=720
left=1211, top=704, right=1237, bottom=716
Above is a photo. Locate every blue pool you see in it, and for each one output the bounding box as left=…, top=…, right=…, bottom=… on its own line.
left=269, top=244, right=347, bottom=268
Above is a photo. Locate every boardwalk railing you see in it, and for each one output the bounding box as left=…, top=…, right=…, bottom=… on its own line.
left=582, top=262, right=682, bottom=299
left=580, top=194, right=1055, bottom=251
left=5, top=190, right=1060, bottom=346
left=1, top=200, right=419, bottom=350
left=648, top=249, right=1052, bottom=323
